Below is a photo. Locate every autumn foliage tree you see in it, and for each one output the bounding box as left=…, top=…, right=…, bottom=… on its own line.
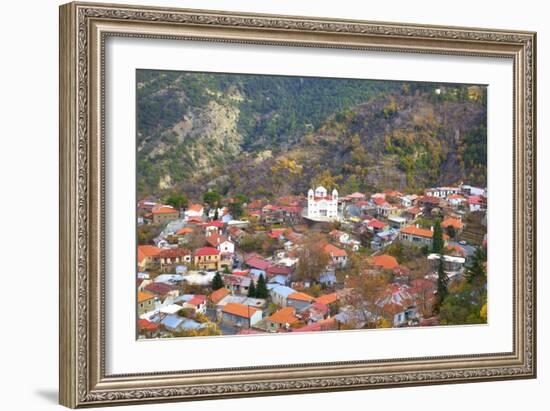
left=294, top=233, right=330, bottom=282
left=340, top=253, right=390, bottom=327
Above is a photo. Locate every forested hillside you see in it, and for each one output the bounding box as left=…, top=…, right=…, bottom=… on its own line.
left=136, top=70, right=487, bottom=200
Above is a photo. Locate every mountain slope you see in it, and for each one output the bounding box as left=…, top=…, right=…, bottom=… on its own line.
left=136, top=71, right=487, bottom=199
left=136, top=70, right=401, bottom=195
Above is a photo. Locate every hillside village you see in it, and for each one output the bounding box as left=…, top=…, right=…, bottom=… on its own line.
left=136, top=182, right=488, bottom=338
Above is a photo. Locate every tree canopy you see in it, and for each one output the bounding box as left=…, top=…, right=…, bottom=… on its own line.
left=211, top=272, right=224, bottom=291
left=432, top=220, right=444, bottom=254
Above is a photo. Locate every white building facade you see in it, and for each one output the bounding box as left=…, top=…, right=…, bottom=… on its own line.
left=307, top=186, right=339, bottom=220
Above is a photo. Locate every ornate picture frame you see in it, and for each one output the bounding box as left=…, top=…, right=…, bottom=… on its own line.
left=59, top=1, right=536, bottom=408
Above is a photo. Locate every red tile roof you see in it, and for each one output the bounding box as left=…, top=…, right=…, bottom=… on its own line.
left=209, top=287, right=230, bottom=303
left=372, top=254, right=399, bottom=270
left=323, top=243, right=347, bottom=258
left=144, top=283, right=175, bottom=296
left=186, top=216, right=203, bottom=224
left=315, top=293, right=338, bottom=305
left=232, top=270, right=250, bottom=276
left=312, top=195, right=334, bottom=202
left=206, top=233, right=229, bottom=247
left=468, top=195, right=483, bottom=205
left=367, top=219, right=386, bottom=230
left=293, top=318, right=337, bottom=332
left=152, top=205, right=178, bottom=214
left=279, top=205, right=302, bottom=213
left=205, top=220, right=225, bottom=228
left=157, top=248, right=191, bottom=258
left=194, top=247, right=219, bottom=257
left=373, top=197, right=389, bottom=206
left=187, top=295, right=206, bottom=306
left=268, top=228, right=287, bottom=239
left=245, top=256, right=271, bottom=271
left=138, top=319, right=159, bottom=331
left=406, top=207, right=422, bottom=215
left=418, top=196, right=441, bottom=205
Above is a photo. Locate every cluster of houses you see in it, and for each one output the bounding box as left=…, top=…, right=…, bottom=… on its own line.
left=136, top=182, right=487, bottom=337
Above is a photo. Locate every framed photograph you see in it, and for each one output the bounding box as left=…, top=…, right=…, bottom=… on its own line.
left=59, top=1, right=536, bottom=408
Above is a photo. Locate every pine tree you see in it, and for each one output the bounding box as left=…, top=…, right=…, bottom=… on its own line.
left=435, top=258, right=449, bottom=311
left=247, top=280, right=256, bottom=298
left=432, top=220, right=444, bottom=254
left=255, top=274, right=268, bottom=299
left=212, top=272, right=224, bottom=291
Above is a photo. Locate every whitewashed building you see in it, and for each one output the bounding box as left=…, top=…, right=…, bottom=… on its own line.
left=306, top=186, right=339, bottom=221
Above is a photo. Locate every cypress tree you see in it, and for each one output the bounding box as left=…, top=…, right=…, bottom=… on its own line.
left=212, top=272, right=224, bottom=291
left=436, top=258, right=449, bottom=311
left=432, top=220, right=444, bottom=254
left=255, top=274, right=268, bottom=299
left=247, top=280, right=256, bottom=298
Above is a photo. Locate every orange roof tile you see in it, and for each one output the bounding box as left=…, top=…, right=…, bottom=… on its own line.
left=266, top=307, right=299, bottom=325
left=288, top=292, right=314, bottom=302
left=210, top=288, right=230, bottom=303
left=152, top=205, right=178, bottom=214
left=372, top=255, right=399, bottom=270
left=137, top=291, right=155, bottom=303
left=187, top=204, right=204, bottom=213
left=400, top=225, right=435, bottom=238
left=176, top=227, right=193, bottom=236
left=323, top=243, right=347, bottom=258
left=222, top=303, right=259, bottom=318
left=401, top=225, right=450, bottom=240
left=137, top=245, right=161, bottom=263
left=206, top=233, right=229, bottom=247
left=441, top=217, right=464, bottom=229
left=315, top=293, right=338, bottom=305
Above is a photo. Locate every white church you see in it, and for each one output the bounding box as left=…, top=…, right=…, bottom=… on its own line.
left=306, top=186, right=339, bottom=221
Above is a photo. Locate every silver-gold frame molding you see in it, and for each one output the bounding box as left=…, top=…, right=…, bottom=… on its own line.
left=59, top=2, right=536, bottom=408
